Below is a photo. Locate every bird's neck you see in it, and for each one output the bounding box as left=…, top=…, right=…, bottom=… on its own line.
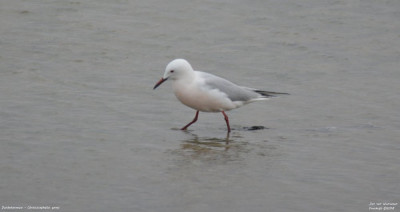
left=179, top=71, right=196, bottom=83
left=172, top=72, right=195, bottom=90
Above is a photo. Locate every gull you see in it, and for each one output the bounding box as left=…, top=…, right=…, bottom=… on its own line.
left=153, top=59, right=288, bottom=133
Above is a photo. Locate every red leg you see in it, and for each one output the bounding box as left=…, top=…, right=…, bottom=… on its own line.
left=221, top=111, right=231, bottom=133
left=181, top=110, right=200, bottom=130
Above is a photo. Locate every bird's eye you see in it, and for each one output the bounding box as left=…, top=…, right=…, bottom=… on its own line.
left=170, top=70, right=174, bottom=73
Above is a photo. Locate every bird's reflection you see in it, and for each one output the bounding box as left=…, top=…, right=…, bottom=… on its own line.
left=181, top=132, right=230, bottom=151
left=169, top=131, right=249, bottom=163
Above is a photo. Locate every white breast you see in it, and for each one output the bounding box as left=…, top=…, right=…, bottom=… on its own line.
left=172, top=79, right=237, bottom=112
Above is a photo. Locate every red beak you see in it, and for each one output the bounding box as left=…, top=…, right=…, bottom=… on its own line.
left=153, top=78, right=168, bottom=90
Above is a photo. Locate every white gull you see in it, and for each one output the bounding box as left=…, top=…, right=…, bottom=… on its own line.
left=153, top=59, right=288, bottom=133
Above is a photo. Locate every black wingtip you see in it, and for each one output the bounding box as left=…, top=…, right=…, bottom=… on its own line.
left=255, top=90, right=289, bottom=97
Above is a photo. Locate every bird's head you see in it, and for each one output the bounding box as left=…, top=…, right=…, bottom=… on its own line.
left=153, top=59, right=193, bottom=89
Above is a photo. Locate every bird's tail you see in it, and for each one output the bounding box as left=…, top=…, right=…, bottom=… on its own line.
left=254, top=90, right=289, bottom=98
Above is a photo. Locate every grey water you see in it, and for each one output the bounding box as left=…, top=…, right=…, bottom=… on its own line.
left=1, top=0, right=399, bottom=211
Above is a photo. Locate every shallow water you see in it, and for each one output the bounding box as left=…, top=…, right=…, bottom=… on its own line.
left=1, top=0, right=399, bottom=211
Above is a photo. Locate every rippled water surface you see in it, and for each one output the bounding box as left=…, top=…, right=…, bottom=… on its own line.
left=1, top=1, right=399, bottom=211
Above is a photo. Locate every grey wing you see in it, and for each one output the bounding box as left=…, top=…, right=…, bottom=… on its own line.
left=198, top=72, right=260, bottom=102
